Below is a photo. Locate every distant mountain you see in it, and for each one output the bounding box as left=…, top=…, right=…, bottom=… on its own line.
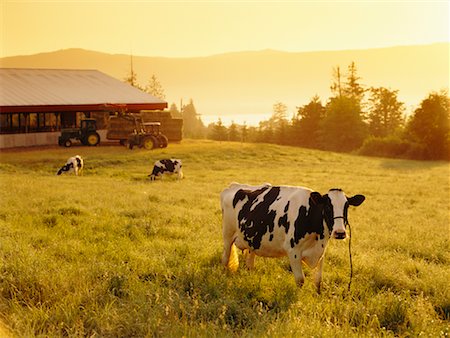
left=1, top=43, right=448, bottom=118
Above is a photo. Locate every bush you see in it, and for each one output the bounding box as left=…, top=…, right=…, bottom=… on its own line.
left=359, top=136, right=409, bottom=158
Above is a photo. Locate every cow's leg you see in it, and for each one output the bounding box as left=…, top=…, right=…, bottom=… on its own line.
left=222, top=219, right=239, bottom=272
left=315, top=257, right=324, bottom=294
left=288, top=252, right=305, bottom=287
left=221, top=236, right=233, bottom=267
left=244, top=250, right=256, bottom=270
left=222, top=239, right=239, bottom=272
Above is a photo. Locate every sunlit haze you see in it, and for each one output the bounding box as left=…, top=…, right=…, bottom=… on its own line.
left=1, top=1, right=449, bottom=125
left=2, top=1, right=448, bottom=58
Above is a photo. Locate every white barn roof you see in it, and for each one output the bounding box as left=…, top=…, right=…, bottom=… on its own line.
left=0, top=68, right=167, bottom=113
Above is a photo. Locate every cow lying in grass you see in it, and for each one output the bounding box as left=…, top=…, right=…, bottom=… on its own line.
left=149, top=159, right=183, bottom=181
left=220, top=182, right=365, bottom=292
left=57, top=155, right=84, bottom=176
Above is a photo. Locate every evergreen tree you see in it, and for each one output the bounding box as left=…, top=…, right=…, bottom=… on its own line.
left=330, top=66, right=343, bottom=98
left=275, top=119, right=288, bottom=145
left=270, top=102, right=288, bottom=125
left=406, top=91, right=449, bottom=160
left=321, top=96, right=368, bottom=152
left=241, top=123, right=248, bottom=142
left=330, top=62, right=366, bottom=119
left=145, top=74, right=165, bottom=100
left=210, top=119, right=228, bottom=141
left=267, top=102, right=288, bottom=144
left=343, top=62, right=365, bottom=105
left=169, top=103, right=182, bottom=118
left=182, top=99, right=206, bottom=138
left=228, top=122, right=240, bottom=141
left=123, top=55, right=144, bottom=90
left=294, top=95, right=325, bottom=148
left=367, top=87, right=405, bottom=137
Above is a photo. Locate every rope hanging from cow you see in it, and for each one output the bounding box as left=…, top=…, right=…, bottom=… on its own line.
left=347, top=220, right=353, bottom=293
left=333, top=215, right=354, bottom=292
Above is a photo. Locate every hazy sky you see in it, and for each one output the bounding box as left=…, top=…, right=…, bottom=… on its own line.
left=1, top=0, right=449, bottom=58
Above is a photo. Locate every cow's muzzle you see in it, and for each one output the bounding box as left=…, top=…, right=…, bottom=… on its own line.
left=333, top=231, right=347, bottom=240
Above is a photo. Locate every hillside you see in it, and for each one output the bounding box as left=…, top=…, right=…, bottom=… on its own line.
left=0, top=140, right=449, bottom=336
left=1, top=43, right=448, bottom=119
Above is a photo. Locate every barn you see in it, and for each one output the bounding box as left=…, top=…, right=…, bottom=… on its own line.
left=0, top=68, right=182, bottom=148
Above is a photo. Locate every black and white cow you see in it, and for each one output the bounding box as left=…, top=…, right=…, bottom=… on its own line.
left=148, top=159, right=183, bottom=181
left=220, top=183, right=365, bottom=291
left=56, top=155, right=84, bottom=176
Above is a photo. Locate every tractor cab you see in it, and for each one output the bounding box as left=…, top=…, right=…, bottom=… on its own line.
left=80, top=119, right=97, bottom=132
left=58, top=118, right=101, bottom=147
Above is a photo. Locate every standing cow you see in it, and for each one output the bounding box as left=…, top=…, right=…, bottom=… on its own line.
left=148, top=159, right=183, bottom=181
left=56, top=155, right=84, bottom=176
left=220, top=183, right=365, bottom=292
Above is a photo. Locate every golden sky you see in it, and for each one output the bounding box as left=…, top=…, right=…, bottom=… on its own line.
left=1, top=0, right=449, bottom=58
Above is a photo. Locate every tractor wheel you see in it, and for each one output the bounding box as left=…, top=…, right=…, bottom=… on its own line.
left=64, top=139, right=72, bottom=147
left=142, top=136, right=158, bottom=150
left=157, top=134, right=169, bottom=148
left=86, top=132, right=100, bottom=146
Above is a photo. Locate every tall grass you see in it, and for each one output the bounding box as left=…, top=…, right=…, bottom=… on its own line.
left=0, top=140, right=449, bottom=337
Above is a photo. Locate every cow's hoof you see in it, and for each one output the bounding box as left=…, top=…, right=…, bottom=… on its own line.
left=296, top=280, right=305, bottom=288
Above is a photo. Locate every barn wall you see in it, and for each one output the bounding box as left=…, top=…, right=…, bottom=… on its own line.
left=0, top=129, right=113, bottom=149
left=0, top=131, right=60, bottom=148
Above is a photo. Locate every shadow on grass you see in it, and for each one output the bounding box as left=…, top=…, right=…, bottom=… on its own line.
left=380, top=158, right=448, bottom=171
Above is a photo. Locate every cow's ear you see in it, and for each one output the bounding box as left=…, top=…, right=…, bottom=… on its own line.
left=347, top=194, right=365, bottom=206
left=310, top=192, right=324, bottom=205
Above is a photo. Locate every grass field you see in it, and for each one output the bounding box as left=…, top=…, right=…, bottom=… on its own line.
left=0, top=140, right=449, bottom=337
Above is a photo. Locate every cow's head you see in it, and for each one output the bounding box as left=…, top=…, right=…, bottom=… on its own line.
left=148, top=165, right=163, bottom=180
left=311, top=189, right=365, bottom=239
left=56, top=164, right=68, bottom=175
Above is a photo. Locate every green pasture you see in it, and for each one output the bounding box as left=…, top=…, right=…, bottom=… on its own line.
left=0, top=140, right=449, bottom=337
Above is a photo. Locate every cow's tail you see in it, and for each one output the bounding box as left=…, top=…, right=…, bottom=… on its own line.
left=227, top=243, right=239, bottom=272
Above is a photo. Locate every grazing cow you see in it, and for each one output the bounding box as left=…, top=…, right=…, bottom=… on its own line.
left=148, top=159, right=183, bottom=181
left=56, top=155, right=84, bottom=176
left=220, top=183, right=365, bottom=291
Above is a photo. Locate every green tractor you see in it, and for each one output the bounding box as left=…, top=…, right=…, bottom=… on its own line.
left=58, top=119, right=101, bottom=147
left=126, top=122, right=169, bottom=150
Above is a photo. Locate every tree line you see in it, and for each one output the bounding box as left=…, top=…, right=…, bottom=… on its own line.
left=125, top=63, right=449, bottom=161
left=206, top=62, right=449, bottom=161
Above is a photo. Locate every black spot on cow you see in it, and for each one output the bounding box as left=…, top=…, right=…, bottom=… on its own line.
left=269, top=234, right=274, bottom=241
left=150, top=166, right=164, bottom=177
left=291, top=193, right=327, bottom=246
left=322, top=195, right=348, bottom=233
left=277, top=201, right=290, bottom=233
left=234, top=186, right=280, bottom=250
left=161, top=159, right=175, bottom=172
left=75, top=157, right=82, bottom=169
left=57, top=163, right=73, bottom=175
left=232, top=186, right=269, bottom=208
